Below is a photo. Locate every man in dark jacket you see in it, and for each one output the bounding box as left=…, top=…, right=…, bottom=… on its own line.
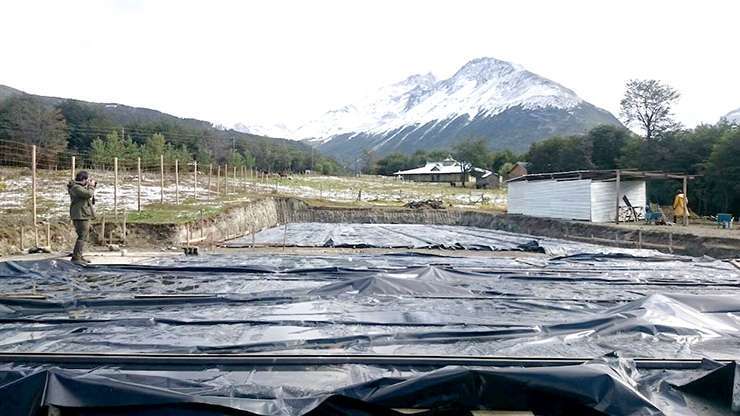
left=68, top=171, right=96, bottom=263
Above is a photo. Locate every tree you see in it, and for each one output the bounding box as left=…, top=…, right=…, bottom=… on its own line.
left=359, top=148, right=377, bottom=174
left=453, top=138, right=490, bottom=184
left=142, top=133, right=167, bottom=166
left=588, top=125, right=632, bottom=169
left=56, top=100, right=114, bottom=151
left=488, top=149, right=519, bottom=173
left=89, top=130, right=140, bottom=168
left=705, top=128, right=740, bottom=213
left=375, top=153, right=409, bottom=176
left=0, top=95, right=68, bottom=164
left=526, top=136, right=593, bottom=173
left=620, top=79, right=680, bottom=140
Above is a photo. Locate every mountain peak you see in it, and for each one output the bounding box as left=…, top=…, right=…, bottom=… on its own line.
left=452, top=57, right=523, bottom=82
left=397, top=72, right=437, bottom=88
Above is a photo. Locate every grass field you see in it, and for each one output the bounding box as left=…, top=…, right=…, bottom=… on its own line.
left=0, top=167, right=506, bottom=227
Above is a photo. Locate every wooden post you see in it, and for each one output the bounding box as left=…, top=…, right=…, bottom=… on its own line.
left=71, top=156, right=76, bottom=180
left=208, top=164, right=212, bottom=200
left=113, top=157, right=119, bottom=218
left=242, top=206, right=248, bottom=232
left=668, top=233, right=673, bottom=253
left=46, top=222, right=51, bottom=250
left=216, top=165, right=221, bottom=194
left=682, top=175, right=688, bottom=226
left=251, top=224, right=256, bottom=248
left=637, top=229, right=642, bottom=249
left=20, top=227, right=24, bottom=252
left=614, top=169, right=621, bottom=224
left=122, top=207, right=127, bottom=246
left=200, top=209, right=204, bottom=238
left=175, top=159, right=180, bottom=204
left=32, top=145, right=38, bottom=247
left=159, top=154, right=164, bottom=204
left=137, top=157, right=142, bottom=212
left=101, top=215, right=106, bottom=246
left=224, top=164, right=228, bottom=195
left=233, top=166, right=237, bottom=193
left=193, top=160, right=198, bottom=200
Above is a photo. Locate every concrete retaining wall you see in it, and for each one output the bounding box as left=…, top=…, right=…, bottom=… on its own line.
left=3, top=196, right=738, bottom=259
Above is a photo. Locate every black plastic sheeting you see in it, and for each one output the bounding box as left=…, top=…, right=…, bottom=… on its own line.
left=0, top=253, right=739, bottom=358
left=1, top=228, right=740, bottom=415
left=224, top=223, right=665, bottom=257
left=2, top=358, right=740, bottom=415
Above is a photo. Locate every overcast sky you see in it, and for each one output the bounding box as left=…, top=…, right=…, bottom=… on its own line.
left=2, top=0, right=738, bottom=131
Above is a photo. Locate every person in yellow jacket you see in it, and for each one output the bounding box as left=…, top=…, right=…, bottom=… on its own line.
left=672, top=189, right=688, bottom=224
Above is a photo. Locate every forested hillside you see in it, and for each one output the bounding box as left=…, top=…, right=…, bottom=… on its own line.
left=0, top=85, right=342, bottom=174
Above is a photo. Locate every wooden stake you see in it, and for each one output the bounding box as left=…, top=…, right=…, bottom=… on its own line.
left=114, top=157, right=119, bottom=218
left=614, top=169, right=621, bottom=224
left=71, top=156, right=76, bottom=180
left=122, top=207, right=127, bottom=246
left=233, top=166, right=237, bottom=193
left=682, top=175, right=688, bottom=226
left=252, top=224, right=256, bottom=248
left=32, top=145, right=38, bottom=247
left=160, top=154, right=164, bottom=204
left=216, top=165, right=221, bottom=194
left=101, top=215, right=106, bottom=246
left=208, top=164, right=212, bottom=200
left=46, top=222, right=51, bottom=250
left=175, top=159, right=180, bottom=205
left=193, top=160, right=198, bottom=200
left=137, top=157, right=142, bottom=212
left=224, top=164, right=228, bottom=195
left=20, top=227, right=24, bottom=252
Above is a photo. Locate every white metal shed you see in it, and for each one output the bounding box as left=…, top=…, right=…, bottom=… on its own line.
left=508, top=178, right=645, bottom=222
left=507, top=170, right=695, bottom=224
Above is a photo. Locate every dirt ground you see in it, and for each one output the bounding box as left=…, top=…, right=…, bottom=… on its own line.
left=2, top=245, right=547, bottom=265
left=610, top=220, right=740, bottom=240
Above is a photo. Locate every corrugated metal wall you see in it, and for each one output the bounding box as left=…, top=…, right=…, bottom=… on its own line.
left=507, top=179, right=647, bottom=222
left=507, top=179, right=592, bottom=220
left=590, top=180, right=646, bottom=222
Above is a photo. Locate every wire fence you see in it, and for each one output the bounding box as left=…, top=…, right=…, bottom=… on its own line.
left=0, top=137, right=284, bottom=249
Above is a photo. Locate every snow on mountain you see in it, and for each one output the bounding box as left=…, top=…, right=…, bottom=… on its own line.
left=233, top=122, right=294, bottom=138
left=293, top=57, right=584, bottom=140
left=230, top=56, right=621, bottom=162
left=723, top=107, right=740, bottom=123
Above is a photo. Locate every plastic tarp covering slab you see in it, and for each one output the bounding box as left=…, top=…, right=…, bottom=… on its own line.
left=2, top=359, right=740, bottom=415
left=224, top=223, right=667, bottom=257
left=0, top=252, right=738, bottom=358
left=1, top=223, right=740, bottom=415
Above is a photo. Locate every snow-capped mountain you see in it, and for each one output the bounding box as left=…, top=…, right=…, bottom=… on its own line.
left=236, top=57, right=621, bottom=162
left=297, top=58, right=589, bottom=140
left=723, top=107, right=740, bottom=123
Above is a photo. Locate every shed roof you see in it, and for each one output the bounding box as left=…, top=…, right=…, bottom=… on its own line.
left=507, top=169, right=697, bottom=183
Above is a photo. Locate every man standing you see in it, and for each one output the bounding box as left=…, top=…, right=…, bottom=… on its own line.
left=672, top=189, right=688, bottom=225
left=68, top=171, right=96, bottom=263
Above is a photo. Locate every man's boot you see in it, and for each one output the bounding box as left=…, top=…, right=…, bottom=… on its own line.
left=71, top=240, right=89, bottom=264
